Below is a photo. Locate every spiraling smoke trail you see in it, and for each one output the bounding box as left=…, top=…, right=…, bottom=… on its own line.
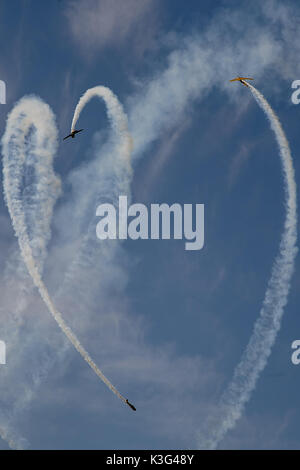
left=0, top=96, right=61, bottom=449
left=69, top=85, right=133, bottom=253
left=55, top=85, right=133, bottom=334
left=198, top=84, right=297, bottom=449
left=71, top=85, right=133, bottom=166
left=2, top=90, right=134, bottom=412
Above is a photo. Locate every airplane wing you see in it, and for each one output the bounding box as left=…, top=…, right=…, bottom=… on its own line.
left=77, top=129, right=84, bottom=134
left=230, top=78, right=239, bottom=82
left=63, top=134, right=72, bottom=140
left=240, top=77, right=254, bottom=80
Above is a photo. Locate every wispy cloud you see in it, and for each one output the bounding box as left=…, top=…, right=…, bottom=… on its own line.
left=64, top=0, right=159, bottom=58
left=227, top=142, right=255, bottom=190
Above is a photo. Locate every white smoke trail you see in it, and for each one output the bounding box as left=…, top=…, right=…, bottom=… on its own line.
left=198, top=84, right=297, bottom=448
left=2, top=92, right=134, bottom=412
left=2, top=94, right=61, bottom=337
left=71, top=85, right=133, bottom=167
left=0, top=95, right=61, bottom=449
left=55, top=86, right=133, bottom=331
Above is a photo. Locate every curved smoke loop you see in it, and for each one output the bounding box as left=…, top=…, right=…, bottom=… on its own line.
left=2, top=88, right=134, bottom=417
left=198, top=84, right=298, bottom=448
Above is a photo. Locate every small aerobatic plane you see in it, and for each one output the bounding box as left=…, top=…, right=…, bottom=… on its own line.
left=230, top=77, right=254, bottom=87
left=63, top=129, right=84, bottom=140
left=126, top=399, right=136, bottom=411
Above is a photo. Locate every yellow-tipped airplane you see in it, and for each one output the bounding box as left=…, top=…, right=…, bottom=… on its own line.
left=230, top=76, right=254, bottom=87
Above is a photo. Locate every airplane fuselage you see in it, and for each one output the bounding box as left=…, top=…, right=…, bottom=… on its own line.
left=63, top=128, right=84, bottom=141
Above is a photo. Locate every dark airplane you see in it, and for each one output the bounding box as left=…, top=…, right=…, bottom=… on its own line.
left=63, top=129, right=84, bottom=140
left=126, top=399, right=136, bottom=411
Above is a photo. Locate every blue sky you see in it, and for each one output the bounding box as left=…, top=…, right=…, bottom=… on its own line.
left=0, top=0, right=300, bottom=450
